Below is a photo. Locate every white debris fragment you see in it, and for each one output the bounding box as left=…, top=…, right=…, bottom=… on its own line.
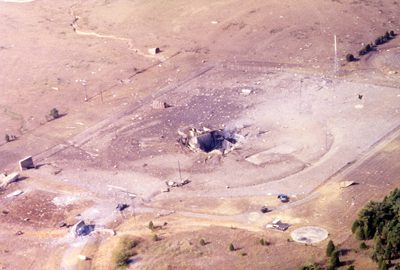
left=5, top=189, right=23, bottom=198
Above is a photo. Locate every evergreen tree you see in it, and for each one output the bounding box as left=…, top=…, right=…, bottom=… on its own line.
left=326, top=240, right=335, bottom=256
left=329, top=250, right=341, bottom=268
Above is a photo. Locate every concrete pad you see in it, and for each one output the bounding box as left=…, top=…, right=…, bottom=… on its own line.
left=291, top=226, right=328, bottom=244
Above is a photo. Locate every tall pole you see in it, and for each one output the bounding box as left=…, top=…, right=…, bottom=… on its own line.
left=334, top=34, right=338, bottom=75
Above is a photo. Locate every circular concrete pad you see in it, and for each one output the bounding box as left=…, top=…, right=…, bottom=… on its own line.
left=291, top=226, right=328, bottom=244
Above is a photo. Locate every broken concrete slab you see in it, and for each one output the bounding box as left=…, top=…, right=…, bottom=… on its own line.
left=0, top=172, right=19, bottom=190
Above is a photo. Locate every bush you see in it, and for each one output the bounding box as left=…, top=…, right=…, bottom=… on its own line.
left=346, top=54, right=356, bottom=62
left=375, top=37, right=383, bottom=46
left=152, top=234, right=159, bottom=242
left=389, top=30, right=395, bottom=37
left=347, top=266, right=355, bottom=270
left=229, top=243, right=235, bottom=251
left=326, top=240, right=335, bottom=256
left=351, top=220, right=360, bottom=233
left=200, top=239, right=206, bottom=246
left=298, top=262, right=320, bottom=270
left=50, top=108, right=60, bottom=119
left=359, top=242, right=368, bottom=250
left=148, top=221, right=154, bottom=231
left=4, top=134, right=10, bottom=143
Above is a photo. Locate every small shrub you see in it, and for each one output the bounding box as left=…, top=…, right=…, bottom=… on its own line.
left=229, top=243, right=235, bottom=251
left=4, top=134, right=10, bottom=143
left=200, top=239, right=206, bottom=246
left=359, top=242, right=368, bottom=250
left=298, top=262, right=320, bottom=270
left=347, top=266, right=355, bottom=270
left=241, top=252, right=247, bottom=256
left=50, top=108, right=60, bottom=119
left=389, top=30, right=395, bottom=37
left=375, top=37, right=383, bottom=46
left=358, top=48, right=367, bottom=56
left=148, top=221, right=154, bottom=231
left=152, top=234, right=159, bottom=242
left=260, top=238, right=265, bottom=246
left=346, top=54, right=355, bottom=62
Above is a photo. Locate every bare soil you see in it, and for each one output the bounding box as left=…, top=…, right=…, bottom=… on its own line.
left=0, top=0, right=400, bottom=269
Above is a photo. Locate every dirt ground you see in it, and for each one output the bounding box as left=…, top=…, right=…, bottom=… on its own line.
left=1, top=0, right=400, bottom=269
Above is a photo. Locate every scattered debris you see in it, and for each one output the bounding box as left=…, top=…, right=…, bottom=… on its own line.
left=339, top=181, right=357, bottom=188
left=277, top=194, right=289, bottom=203
left=266, top=218, right=290, bottom=231
left=165, top=179, right=191, bottom=188
left=178, top=127, right=243, bottom=154
left=15, top=231, right=24, bottom=236
left=19, top=156, right=34, bottom=171
left=0, top=172, right=20, bottom=190
left=116, top=203, right=129, bottom=212
left=5, top=189, right=24, bottom=198
left=148, top=47, right=161, bottom=55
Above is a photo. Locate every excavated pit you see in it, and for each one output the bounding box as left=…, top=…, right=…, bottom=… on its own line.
left=196, top=130, right=238, bottom=153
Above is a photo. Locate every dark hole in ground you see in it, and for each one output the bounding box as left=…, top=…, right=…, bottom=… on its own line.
left=197, top=130, right=237, bottom=153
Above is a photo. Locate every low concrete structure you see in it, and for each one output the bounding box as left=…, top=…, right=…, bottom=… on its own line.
left=19, top=156, right=34, bottom=171
left=148, top=47, right=161, bottom=55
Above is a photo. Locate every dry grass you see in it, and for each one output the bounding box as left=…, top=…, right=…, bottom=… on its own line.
left=112, top=236, right=140, bottom=270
